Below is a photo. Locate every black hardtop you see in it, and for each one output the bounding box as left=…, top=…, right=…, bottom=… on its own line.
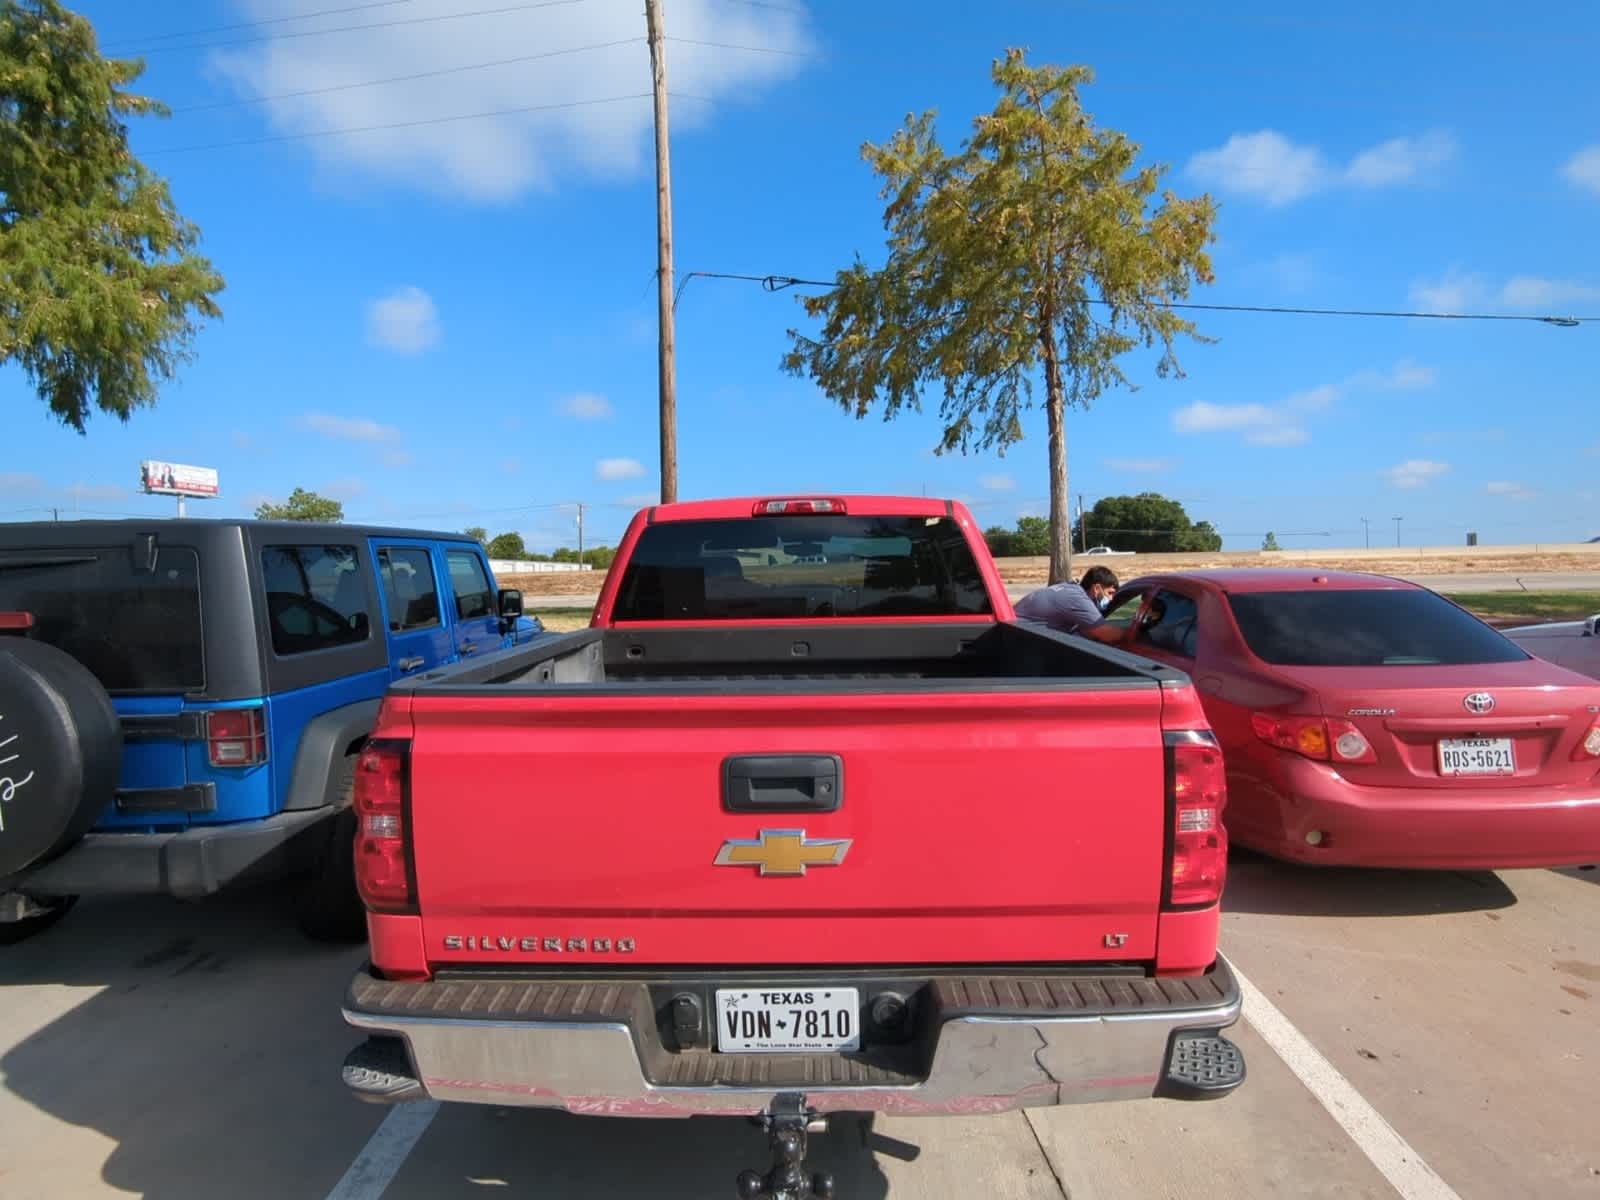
left=0, top=518, right=480, bottom=547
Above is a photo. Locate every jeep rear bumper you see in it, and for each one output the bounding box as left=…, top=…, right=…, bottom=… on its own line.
left=341, top=957, right=1244, bottom=1117
left=10, top=806, right=335, bottom=899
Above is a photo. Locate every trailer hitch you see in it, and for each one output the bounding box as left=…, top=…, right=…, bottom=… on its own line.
left=736, top=1093, right=835, bottom=1199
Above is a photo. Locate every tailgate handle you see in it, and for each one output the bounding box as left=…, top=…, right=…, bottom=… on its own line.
left=722, top=755, right=842, bottom=813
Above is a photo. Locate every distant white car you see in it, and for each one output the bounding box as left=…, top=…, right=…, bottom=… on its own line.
left=1081, top=545, right=1134, bottom=556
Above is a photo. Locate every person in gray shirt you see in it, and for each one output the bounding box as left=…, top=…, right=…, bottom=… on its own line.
left=1014, top=566, right=1125, bottom=644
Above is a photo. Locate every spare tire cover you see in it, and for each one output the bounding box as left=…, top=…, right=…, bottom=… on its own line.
left=0, top=638, right=122, bottom=880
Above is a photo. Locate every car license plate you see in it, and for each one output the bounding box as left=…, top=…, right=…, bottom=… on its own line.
left=1437, top=737, right=1515, bottom=776
left=715, top=988, right=860, bottom=1053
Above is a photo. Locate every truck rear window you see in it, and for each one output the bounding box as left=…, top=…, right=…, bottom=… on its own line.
left=0, top=547, right=204, bottom=692
left=612, top=516, right=992, bottom=621
left=1228, top=589, right=1530, bottom=667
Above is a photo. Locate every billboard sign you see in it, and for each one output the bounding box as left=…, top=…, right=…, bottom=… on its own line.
left=140, top=460, right=219, bottom=499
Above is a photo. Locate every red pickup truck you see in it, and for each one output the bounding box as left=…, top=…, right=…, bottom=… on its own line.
left=339, top=496, right=1243, bottom=1190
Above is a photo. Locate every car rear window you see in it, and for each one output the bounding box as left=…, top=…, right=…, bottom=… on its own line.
left=1228, top=589, right=1530, bottom=667
left=612, top=515, right=992, bottom=621
left=261, top=545, right=370, bottom=656
left=0, top=546, right=204, bottom=692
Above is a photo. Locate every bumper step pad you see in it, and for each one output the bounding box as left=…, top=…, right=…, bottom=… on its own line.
left=343, top=1037, right=426, bottom=1105
left=1160, top=1032, right=1246, bottom=1099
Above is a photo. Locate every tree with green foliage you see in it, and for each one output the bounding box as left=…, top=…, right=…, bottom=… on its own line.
left=463, top=526, right=489, bottom=546
left=1261, top=531, right=1282, bottom=551
left=255, top=488, right=343, bottom=523
left=487, top=532, right=526, bottom=560
left=984, top=516, right=1051, bottom=559
left=782, top=50, right=1216, bottom=583
left=1084, top=492, right=1221, bottom=553
left=1, top=0, right=225, bottom=432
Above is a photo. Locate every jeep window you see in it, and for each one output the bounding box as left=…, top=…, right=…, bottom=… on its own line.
left=261, top=545, right=371, bottom=656
left=378, top=548, right=441, bottom=631
left=0, top=547, right=204, bottom=693
left=612, top=515, right=992, bottom=621
left=446, top=550, right=495, bottom=620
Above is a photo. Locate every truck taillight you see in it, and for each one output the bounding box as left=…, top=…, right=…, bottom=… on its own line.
left=353, top=739, right=414, bottom=913
left=1166, top=732, right=1228, bottom=908
left=206, top=708, right=266, bottom=767
left=753, top=497, right=847, bottom=515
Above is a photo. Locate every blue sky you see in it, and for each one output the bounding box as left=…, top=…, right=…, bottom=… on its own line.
left=4, top=0, right=1598, bottom=551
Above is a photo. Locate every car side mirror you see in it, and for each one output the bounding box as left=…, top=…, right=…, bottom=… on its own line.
left=498, top=588, right=524, bottom=631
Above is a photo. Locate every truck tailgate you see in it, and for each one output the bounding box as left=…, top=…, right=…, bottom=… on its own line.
left=407, top=686, right=1169, bottom=967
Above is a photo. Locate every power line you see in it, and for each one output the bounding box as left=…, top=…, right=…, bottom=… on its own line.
left=672, top=270, right=1599, bottom=326
left=145, top=92, right=652, bottom=156
left=664, top=36, right=813, bottom=57
left=709, top=0, right=807, bottom=13
left=170, top=38, right=642, bottom=114
left=127, top=0, right=586, bottom=57
left=102, top=1, right=414, bottom=52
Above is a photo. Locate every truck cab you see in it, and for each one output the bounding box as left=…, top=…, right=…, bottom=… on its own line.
left=0, top=519, right=542, bottom=944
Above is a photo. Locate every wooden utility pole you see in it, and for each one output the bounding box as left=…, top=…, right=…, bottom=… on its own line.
left=645, top=0, right=678, bottom=504
left=575, top=502, right=586, bottom=566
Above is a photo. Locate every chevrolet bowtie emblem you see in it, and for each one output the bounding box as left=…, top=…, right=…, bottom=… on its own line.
left=713, top=829, right=852, bottom=877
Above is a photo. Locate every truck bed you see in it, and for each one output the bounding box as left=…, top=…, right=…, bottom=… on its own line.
left=401, top=621, right=1169, bottom=692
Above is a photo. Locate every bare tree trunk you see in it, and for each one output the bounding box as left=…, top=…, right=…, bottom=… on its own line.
left=1040, top=325, right=1071, bottom=584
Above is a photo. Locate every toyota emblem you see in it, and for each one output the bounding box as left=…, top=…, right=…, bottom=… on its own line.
left=1463, top=692, right=1496, bottom=715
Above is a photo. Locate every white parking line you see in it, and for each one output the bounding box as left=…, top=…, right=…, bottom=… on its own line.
left=323, top=1101, right=439, bottom=1200
left=1234, top=964, right=1462, bottom=1200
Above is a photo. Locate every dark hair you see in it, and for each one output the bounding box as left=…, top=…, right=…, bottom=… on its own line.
left=1080, top=565, right=1119, bottom=592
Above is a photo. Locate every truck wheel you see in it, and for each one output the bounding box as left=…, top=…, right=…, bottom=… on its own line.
left=294, top=771, right=367, bottom=944
left=0, top=895, right=79, bottom=945
left=0, top=639, right=121, bottom=880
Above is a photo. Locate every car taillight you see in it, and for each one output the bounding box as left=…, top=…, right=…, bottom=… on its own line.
left=353, top=738, right=414, bottom=913
left=1251, top=713, right=1376, bottom=764
left=1573, top=719, right=1600, bottom=762
left=206, top=708, right=266, bottom=767
left=1166, top=732, right=1228, bottom=908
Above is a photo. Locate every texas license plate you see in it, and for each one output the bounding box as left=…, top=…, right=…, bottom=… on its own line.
left=1437, top=737, right=1515, bottom=776
left=715, top=988, right=861, bottom=1053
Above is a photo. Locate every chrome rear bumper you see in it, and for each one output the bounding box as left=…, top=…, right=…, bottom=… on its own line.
left=342, top=957, right=1244, bottom=1117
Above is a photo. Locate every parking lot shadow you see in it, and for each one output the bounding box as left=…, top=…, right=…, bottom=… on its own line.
left=1222, top=850, right=1518, bottom=918
left=1, top=886, right=383, bottom=1199
left=384, top=1106, right=893, bottom=1199
left=1554, top=864, right=1600, bottom=886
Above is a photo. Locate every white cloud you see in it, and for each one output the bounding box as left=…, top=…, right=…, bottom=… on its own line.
left=1499, top=276, right=1600, bottom=309
left=1172, top=401, right=1281, bottom=434
left=1560, top=145, right=1600, bottom=197
left=213, top=1, right=813, bottom=202
left=1283, top=384, right=1339, bottom=413
left=1410, top=269, right=1487, bottom=312
left=299, top=412, right=401, bottom=443
left=1485, top=480, right=1534, bottom=500
left=1348, top=359, right=1437, bottom=391
left=0, top=472, right=45, bottom=495
left=1103, top=457, right=1173, bottom=473
left=366, top=286, right=440, bottom=354
left=1187, top=131, right=1329, bottom=206
left=1187, top=128, right=1454, bottom=206
left=560, top=392, right=614, bottom=421
left=979, top=473, right=1015, bottom=491
left=1384, top=459, right=1450, bottom=489
left=1344, top=131, right=1456, bottom=187
left=595, top=457, right=646, bottom=482
left=1247, top=426, right=1311, bottom=447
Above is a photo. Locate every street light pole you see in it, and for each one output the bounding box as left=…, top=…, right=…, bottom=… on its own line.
left=1360, top=516, right=1370, bottom=548
left=1393, top=516, right=1403, bottom=546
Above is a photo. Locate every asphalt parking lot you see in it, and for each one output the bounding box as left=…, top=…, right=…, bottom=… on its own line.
left=2, top=857, right=1596, bottom=1200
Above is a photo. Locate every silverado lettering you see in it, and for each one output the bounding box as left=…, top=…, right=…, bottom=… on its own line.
left=343, top=495, right=1245, bottom=1149
left=442, top=935, right=636, bottom=953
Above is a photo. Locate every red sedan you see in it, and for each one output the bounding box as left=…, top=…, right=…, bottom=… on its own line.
left=1103, top=569, right=1600, bottom=869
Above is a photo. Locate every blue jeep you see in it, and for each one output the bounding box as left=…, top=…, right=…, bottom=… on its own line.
left=0, top=520, right=543, bottom=944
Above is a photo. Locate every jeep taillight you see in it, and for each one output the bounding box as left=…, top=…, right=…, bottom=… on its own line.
left=353, top=739, right=413, bottom=913
left=1166, top=731, right=1228, bottom=908
left=206, top=707, right=266, bottom=767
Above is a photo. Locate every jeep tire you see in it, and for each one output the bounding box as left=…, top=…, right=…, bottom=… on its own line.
left=294, top=767, right=367, bottom=943
left=0, top=638, right=121, bottom=882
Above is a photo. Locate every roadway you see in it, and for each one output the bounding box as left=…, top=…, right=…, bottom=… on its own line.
left=3, top=860, right=1596, bottom=1198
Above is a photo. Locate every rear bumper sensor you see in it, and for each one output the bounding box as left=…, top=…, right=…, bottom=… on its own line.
left=342, top=956, right=1244, bottom=1115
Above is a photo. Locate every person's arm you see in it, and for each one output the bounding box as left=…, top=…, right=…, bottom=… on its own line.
left=1080, top=621, right=1127, bottom=645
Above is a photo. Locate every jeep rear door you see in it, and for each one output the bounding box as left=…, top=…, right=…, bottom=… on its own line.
left=373, top=542, right=453, bottom=682
left=442, top=546, right=501, bottom=661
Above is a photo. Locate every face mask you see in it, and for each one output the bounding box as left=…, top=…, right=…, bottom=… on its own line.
left=1097, top=593, right=1113, bottom=612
